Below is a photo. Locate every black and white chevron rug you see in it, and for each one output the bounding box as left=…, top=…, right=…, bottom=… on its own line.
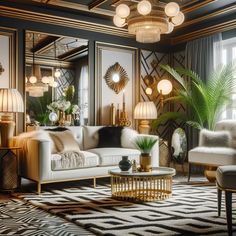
left=15, top=182, right=235, bottom=236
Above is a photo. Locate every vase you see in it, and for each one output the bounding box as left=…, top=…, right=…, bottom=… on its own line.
left=65, top=114, right=72, bottom=126
left=58, top=111, right=65, bottom=126
left=119, top=156, right=131, bottom=171
left=140, top=153, right=152, bottom=172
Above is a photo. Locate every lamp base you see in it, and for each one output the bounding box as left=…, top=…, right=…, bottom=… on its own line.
left=0, top=114, right=15, bottom=147
left=138, top=120, right=151, bottom=134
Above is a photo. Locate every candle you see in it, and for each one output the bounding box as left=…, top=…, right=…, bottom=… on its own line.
left=123, top=90, right=125, bottom=104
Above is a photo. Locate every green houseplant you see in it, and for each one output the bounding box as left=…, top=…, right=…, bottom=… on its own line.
left=152, top=62, right=236, bottom=130
left=134, top=136, right=158, bottom=172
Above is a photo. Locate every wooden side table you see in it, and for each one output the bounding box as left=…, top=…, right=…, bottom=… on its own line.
left=0, top=147, right=21, bottom=192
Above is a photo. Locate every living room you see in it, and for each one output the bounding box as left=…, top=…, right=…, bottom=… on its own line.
left=0, top=0, right=236, bottom=235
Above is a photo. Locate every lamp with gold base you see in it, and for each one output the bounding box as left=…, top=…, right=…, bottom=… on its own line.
left=134, top=101, right=157, bottom=134
left=0, top=89, right=24, bottom=147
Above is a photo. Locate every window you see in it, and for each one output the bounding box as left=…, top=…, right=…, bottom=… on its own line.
left=218, top=37, right=236, bottom=120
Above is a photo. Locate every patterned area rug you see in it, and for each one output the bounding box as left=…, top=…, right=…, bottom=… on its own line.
left=15, top=183, right=235, bottom=236
left=0, top=199, right=94, bottom=235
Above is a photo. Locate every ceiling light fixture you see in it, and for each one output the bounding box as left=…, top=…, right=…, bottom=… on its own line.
left=113, top=1, right=184, bottom=43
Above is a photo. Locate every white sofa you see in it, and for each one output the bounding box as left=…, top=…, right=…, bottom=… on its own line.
left=188, top=120, right=236, bottom=181
left=15, top=126, right=159, bottom=193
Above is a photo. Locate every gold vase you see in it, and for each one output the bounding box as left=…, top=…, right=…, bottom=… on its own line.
left=140, top=153, right=152, bottom=172
left=65, top=114, right=72, bottom=125
left=58, top=111, right=65, bottom=126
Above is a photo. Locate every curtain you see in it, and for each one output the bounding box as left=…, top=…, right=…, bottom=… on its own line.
left=185, top=33, right=222, bottom=148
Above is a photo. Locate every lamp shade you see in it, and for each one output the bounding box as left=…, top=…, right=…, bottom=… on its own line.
left=0, top=89, right=24, bottom=113
left=134, top=101, right=157, bottom=120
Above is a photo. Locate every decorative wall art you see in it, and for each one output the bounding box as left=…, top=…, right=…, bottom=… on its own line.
left=104, top=62, right=129, bottom=94
left=96, top=42, right=139, bottom=126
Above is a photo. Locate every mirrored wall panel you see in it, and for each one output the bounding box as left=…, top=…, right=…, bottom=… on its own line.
left=25, top=31, right=89, bottom=128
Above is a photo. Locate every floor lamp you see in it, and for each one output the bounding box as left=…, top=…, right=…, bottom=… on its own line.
left=134, top=101, right=157, bottom=134
left=0, top=89, right=24, bottom=147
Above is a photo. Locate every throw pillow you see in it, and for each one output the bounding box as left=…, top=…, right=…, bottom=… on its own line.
left=97, top=126, right=123, bottom=148
left=49, top=130, right=81, bottom=153
left=199, top=129, right=231, bottom=147
left=121, top=128, right=138, bottom=149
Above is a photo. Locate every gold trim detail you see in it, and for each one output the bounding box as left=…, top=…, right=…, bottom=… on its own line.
left=182, top=0, right=216, bottom=13
left=0, top=6, right=131, bottom=38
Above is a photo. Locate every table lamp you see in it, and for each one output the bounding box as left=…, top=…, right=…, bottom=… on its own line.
left=134, top=101, right=157, bottom=134
left=0, top=88, right=24, bottom=147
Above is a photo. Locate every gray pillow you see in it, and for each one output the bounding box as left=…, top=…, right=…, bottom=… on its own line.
left=199, top=129, right=231, bottom=147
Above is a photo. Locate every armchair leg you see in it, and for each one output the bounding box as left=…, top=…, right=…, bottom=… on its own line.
left=37, top=182, right=41, bottom=194
left=188, top=163, right=191, bottom=182
left=93, top=178, right=96, bottom=188
left=217, top=188, right=222, bottom=216
left=225, top=191, right=232, bottom=236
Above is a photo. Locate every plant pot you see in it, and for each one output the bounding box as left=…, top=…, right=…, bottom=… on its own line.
left=140, top=153, right=152, bottom=172
left=119, top=156, right=131, bottom=171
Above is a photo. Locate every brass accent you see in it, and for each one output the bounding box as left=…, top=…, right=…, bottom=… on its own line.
left=119, top=102, right=131, bottom=127
left=89, top=0, right=108, bottom=10
left=110, top=173, right=173, bottom=202
left=104, top=62, right=129, bottom=94
left=37, top=182, right=41, bottom=194
left=140, top=154, right=152, bottom=172
left=0, top=6, right=130, bottom=38
left=204, top=166, right=217, bottom=182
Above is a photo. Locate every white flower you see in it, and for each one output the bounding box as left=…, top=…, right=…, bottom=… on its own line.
left=57, top=100, right=71, bottom=111
left=71, top=105, right=80, bottom=115
left=47, top=102, right=59, bottom=112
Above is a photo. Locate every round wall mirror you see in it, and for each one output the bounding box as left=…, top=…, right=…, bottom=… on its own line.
left=171, top=128, right=187, bottom=164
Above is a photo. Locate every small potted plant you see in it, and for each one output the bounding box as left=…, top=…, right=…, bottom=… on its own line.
left=134, top=136, right=158, bottom=172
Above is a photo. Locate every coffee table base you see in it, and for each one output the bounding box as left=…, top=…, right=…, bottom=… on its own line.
left=111, top=175, right=173, bottom=202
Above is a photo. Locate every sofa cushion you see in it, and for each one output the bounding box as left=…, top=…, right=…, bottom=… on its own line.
left=216, top=165, right=236, bottom=189
left=199, top=129, right=231, bottom=147
left=189, top=147, right=236, bottom=165
left=98, top=126, right=123, bottom=148
left=121, top=128, right=138, bottom=149
left=87, top=148, right=140, bottom=166
left=83, top=126, right=103, bottom=150
left=51, top=151, right=99, bottom=171
left=49, top=130, right=81, bottom=153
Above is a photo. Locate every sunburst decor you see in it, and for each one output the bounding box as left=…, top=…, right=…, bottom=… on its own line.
left=104, top=62, right=129, bottom=94
left=0, top=62, right=5, bottom=75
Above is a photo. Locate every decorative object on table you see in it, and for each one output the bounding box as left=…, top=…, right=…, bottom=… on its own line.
left=159, top=139, right=169, bottom=167
left=0, top=89, right=24, bottom=147
left=157, top=79, right=173, bottom=108
left=171, top=128, right=187, bottom=164
left=119, top=90, right=131, bottom=127
left=48, top=112, right=58, bottom=125
left=113, top=1, right=184, bottom=43
left=153, top=63, right=236, bottom=131
left=134, top=101, right=157, bottom=134
left=0, top=62, right=4, bottom=75
left=110, top=103, right=116, bottom=126
left=119, top=156, right=132, bottom=171
left=104, top=62, right=129, bottom=94
left=110, top=167, right=176, bottom=202
left=134, top=136, right=158, bottom=172
left=0, top=146, right=21, bottom=191
left=47, top=85, right=80, bottom=126
left=132, top=159, right=137, bottom=172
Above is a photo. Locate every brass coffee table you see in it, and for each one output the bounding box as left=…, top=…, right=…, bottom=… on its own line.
left=109, top=167, right=176, bottom=202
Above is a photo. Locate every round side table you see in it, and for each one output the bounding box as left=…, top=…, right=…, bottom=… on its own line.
left=109, top=167, right=176, bottom=202
left=0, top=146, right=21, bottom=192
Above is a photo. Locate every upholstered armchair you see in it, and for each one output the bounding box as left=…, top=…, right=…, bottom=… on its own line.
left=188, top=120, right=236, bottom=181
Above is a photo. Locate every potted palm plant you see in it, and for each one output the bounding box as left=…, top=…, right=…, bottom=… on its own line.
left=134, top=136, right=158, bottom=172
left=152, top=62, right=236, bottom=130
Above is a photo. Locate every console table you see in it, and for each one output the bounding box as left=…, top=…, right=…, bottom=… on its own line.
left=109, top=167, right=176, bottom=202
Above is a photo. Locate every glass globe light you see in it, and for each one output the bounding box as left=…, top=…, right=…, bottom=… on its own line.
left=172, top=11, right=185, bottom=26
left=145, top=87, right=152, bottom=95
left=50, top=81, right=58, bottom=88
left=112, top=73, right=120, bottom=82
left=42, top=76, right=50, bottom=84
left=29, top=75, right=37, bottom=84
left=157, top=79, right=173, bottom=95
left=165, top=2, right=180, bottom=17
left=113, top=15, right=126, bottom=27
left=116, top=4, right=130, bottom=18
left=137, top=0, right=152, bottom=16
left=49, top=112, right=58, bottom=122
left=54, top=69, right=61, bottom=78
left=48, top=76, right=55, bottom=83
left=165, top=22, right=174, bottom=34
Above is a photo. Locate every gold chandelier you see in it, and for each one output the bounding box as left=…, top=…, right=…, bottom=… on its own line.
left=113, top=1, right=185, bottom=43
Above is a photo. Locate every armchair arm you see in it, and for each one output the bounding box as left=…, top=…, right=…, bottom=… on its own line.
left=136, top=134, right=159, bottom=167
left=21, top=139, right=51, bottom=182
